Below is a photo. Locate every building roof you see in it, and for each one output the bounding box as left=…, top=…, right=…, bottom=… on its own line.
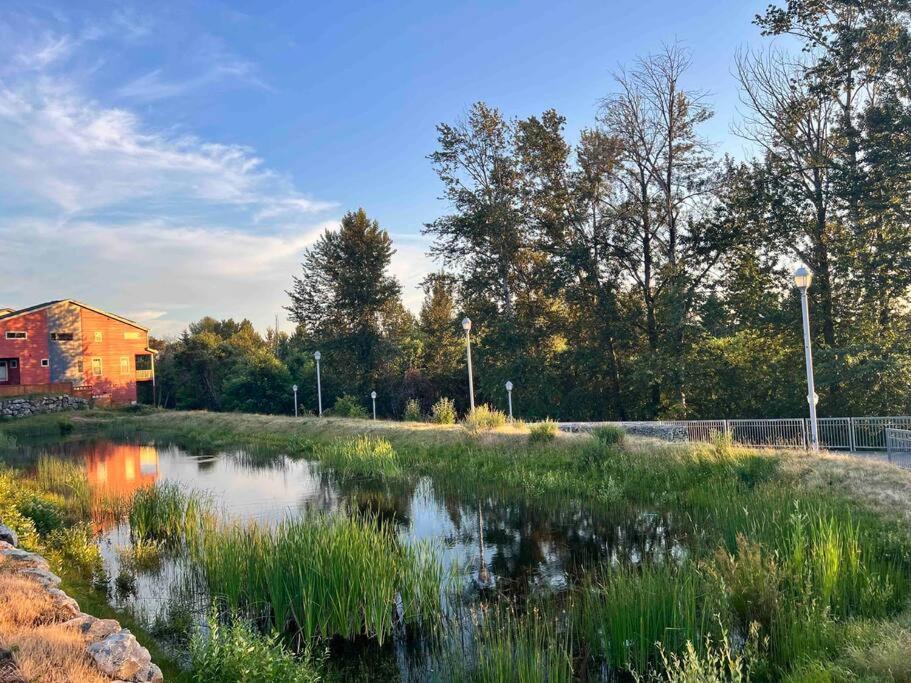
left=0, top=300, right=149, bottom=332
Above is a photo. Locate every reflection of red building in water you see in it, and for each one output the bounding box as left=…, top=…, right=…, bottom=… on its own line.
left=84, top=443, right=160, bottom=498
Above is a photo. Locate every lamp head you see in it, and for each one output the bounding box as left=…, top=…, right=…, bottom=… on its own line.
left=793, top=265, right=813, bottom=290
left=505, top=381, right=513, bottom=391
left=313, top=350, right=321, bottom=361
left=371, top=391, right=377, bottom=399
left=461, top=317, right=472, bottom=332
left=292, top=384, right=298, bottom=392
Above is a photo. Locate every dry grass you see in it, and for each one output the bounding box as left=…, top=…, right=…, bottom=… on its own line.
left=0, top=568, right=107, bottom=683
left=780, top=449, right=911, bottom=526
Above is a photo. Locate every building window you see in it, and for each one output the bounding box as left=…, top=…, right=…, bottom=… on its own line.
left=50, top=332, right=74, bottom=341
left=124, top=331, right=140, bottom=340
left=9, top=360, right=17, bottom=369
left=94, top=331, right=103, bottom=342
left=120, top=356, right=130, bottom=375
left=91, top=357, right=102, bottom=376
left=135, top=354, right=153, bottom=371
left=5, top=331, right=26, bottom=340
left=0, top=362, right=6, bottom=382
left=40, top=358, right=49, bottom=367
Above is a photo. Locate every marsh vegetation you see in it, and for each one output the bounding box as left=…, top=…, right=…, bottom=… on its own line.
left=1, top=410, right=911, bottom=681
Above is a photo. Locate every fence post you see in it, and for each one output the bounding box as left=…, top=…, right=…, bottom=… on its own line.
left=723, top=420, right=730, bottom=438
left=849, top=417, right=856, bottom=452
left=802, top=419, right=808, bottom=450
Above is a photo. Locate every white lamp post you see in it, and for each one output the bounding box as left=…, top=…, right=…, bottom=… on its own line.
left=462, top=317, right=475, bottom=412
left=292, top=384, right=298, bottom=417
left=794, top=265, right=819, bottom=451
left=314, top=351, right=323, bottom=417
left=505, top=380, right=514, bottom=421
left=371, top=390, right=377, bottom=420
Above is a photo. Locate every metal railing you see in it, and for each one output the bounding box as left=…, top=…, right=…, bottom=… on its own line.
left=885, top=428, right=911, bottom=468
left=576, top=416, right=911, bottom=454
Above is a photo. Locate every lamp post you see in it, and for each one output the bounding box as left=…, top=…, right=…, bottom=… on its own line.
left=371, top=391, right=377, bottom=420
left=314, top=351, right=323, bottom=417
left=462, top=317, right=475, bottom=412
left=794, top=265, right=819, bottom=451
left=505, top=381, right=514, bottom=421
left=292, top=384, right=298, bottom=417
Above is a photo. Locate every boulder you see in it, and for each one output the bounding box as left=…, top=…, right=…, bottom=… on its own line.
left=46, top=588, right=80, bottom=619
left=64, top=614, right=121, bottom=643
left=20, top=567, right=62, bottom=588
left=87, top=630, right=152, bottom=681
left=0, top=525, right=18, bottom=547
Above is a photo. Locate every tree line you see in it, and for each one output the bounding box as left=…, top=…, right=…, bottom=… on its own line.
left=155, top=1, right=911, bottom=421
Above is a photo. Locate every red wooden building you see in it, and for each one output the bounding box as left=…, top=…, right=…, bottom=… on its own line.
left=0, top=300, right=156, bottom=404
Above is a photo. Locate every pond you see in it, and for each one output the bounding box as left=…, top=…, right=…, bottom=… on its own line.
left=5, top=437, right=687, bottom=678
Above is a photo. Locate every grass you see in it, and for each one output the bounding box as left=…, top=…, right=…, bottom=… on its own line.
left=528, top=419, right=558, bottom=444
left=191, top=513, right=445, bottom=644
left=129, top=481, right=209, bottom=543
left=463, top=404, right=508, bottom=431
left=10, top=408, right=911, bottom=680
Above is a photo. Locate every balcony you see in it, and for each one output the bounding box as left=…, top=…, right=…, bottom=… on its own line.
left=135, top=369, right=154, bottom=382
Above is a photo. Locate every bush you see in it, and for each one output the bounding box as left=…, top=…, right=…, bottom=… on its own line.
left=331, top=394, right=369, bottom=419
left=463, top=405, right=508, bottom=432
left=593, top=424, right=625, bottom=446
left=403, top=398, right=423, bottom=422
left=190, top=611, right=322, bottom=683
left=528, top=420, right=558, bottom=444
left=430, top=397, right=457, bottom=425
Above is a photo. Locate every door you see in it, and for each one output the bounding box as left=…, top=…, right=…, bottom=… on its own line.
left=0, top=361, right=7, bottom=383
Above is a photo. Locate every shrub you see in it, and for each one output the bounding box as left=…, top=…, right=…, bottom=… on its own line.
left=593, top=424, right=625, bottom=446
left=528, top=420, right=558, bottom=444
left=331, top=394, right=369, bottom=419
left=463, top=405, right=507, bottom=432
left=190, top=610, right=322, bottom=683
left=430, top=397, right=457, bottom=425
left=403, top=398, right=423, bottom=422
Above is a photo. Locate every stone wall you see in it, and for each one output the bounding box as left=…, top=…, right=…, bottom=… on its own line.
left=558, top=421, right=689, bottom=442
left=0, top=524, right=162, bottom=682
left=0, top=394, right=89, bottom=419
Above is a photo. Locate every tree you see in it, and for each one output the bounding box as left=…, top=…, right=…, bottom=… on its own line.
left=287, top=208, right=404, bottom=397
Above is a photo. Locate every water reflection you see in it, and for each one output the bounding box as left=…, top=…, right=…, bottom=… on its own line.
left=85, top=443, right=159, bottom=497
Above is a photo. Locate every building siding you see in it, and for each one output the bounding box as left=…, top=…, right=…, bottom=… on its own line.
left=0, top=310, right=51, bottom=385
left=47, top=301, right=84, bottom=384
left=79, top=307, right=151, bottom=404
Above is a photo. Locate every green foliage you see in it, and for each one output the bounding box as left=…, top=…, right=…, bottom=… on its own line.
left=120, top=538, right=163, bottom=572
left=430, top=397, right=457, bottom=424
left=402, top=398, right=423, bottom=421
left=463, top=404, right=507, bottom=431
left=528, top=419, right=558, bottom=444
left=190, top=610, right=322, bottom=683
left=192, top=514, right=445, bottom=643
left=318, top=436, right=400, bottom=480
left=657, top=623, right=762, bottom=683
left=593, top=424, right=625, bottom=446
left=331, top=394, right=369, bottom=418
left=129, top=482, right=208, bottom=543
left=0, top=431, right=17, bottom=449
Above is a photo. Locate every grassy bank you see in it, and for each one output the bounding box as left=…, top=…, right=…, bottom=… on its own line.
left=3, top=408, right=911, bottom=680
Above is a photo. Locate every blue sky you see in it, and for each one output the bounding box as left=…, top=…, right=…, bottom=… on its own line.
left=0, top=1, right=776, bottom=336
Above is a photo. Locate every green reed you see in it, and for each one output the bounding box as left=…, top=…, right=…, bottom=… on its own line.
left=191, top=513, right=445, bottom=644
left=316, top=436, right=402, bottom=480
left=129, top=481, right=209, bottom=543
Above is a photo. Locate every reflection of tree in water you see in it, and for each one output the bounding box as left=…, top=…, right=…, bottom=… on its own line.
left=321, top=470, right=417, bottom=528
left=436, top=482, right=683, bottom=599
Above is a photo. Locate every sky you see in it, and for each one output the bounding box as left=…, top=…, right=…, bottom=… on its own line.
left=0, top=0, right=778, bottom=337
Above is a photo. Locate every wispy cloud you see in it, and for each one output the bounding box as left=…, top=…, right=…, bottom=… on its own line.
left=0, top=9, right=339, bottom=335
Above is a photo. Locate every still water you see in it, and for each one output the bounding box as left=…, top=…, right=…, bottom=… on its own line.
left=10, top=438, right=687, bottom=676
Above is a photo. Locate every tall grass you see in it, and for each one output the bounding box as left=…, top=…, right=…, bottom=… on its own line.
left=129, top=481, right=209, bottom=543
left=192, top=513, right=445, bottom=643
left=576, top=562, right=721, bottom=673
left=316, top=436, right=401, bottom=480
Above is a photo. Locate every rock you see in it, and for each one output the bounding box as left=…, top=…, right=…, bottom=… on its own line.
left=0, top=547, right=50, bottom=570
left=64, top=614, right=121, bottom=643
left=0, top=525, right=18, bottom=547
left=87, top=630, right=151, bottom=681
left=20, top=567, right=62, bottom=588
left=134, top=663, right=164, bottom=683
left=46, top=588, right=80, bottom=618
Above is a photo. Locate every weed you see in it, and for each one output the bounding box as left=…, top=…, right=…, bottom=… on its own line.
left=119, top=538, right=163, bottom=572
left=129, top=482, right=208, bottom=543
left=331, top=395, right=369, bottom=419
left=528, top=420, right=558, bottom=444
left=430, top=397, right=457, bottom=425
left=593, top=424, right=625, bottom=446
left=189, top=609, right=322, bottom=683
left=318, top=436, right=401, bottom=480
left=463, top=404, right=507, bottom=432
left=403, top=398, right=423, bottom=422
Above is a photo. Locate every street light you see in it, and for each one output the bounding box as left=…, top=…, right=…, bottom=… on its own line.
left=292, top=384, right=298, bottom=417
left=794, top=265, right=819, bottom=451
left=371, top=391, right=377, bottom=420
left=314, top=351, right=323, bottom=417
left=462, top=317, right=475, bottom=412
left=505, top=380, right=514, bottom=421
